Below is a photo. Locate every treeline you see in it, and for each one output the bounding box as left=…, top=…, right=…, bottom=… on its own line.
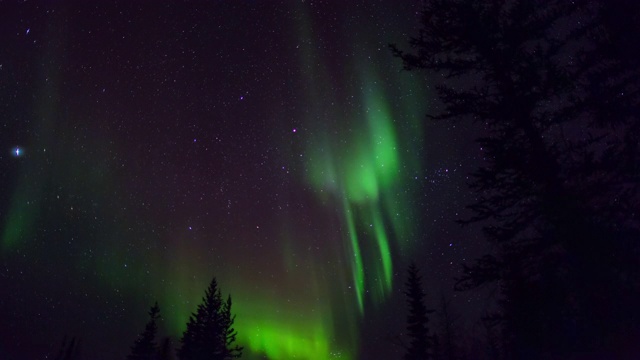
left=392, top=0, right=640, bottom=359
left=53, top=278, right=242, bottom=360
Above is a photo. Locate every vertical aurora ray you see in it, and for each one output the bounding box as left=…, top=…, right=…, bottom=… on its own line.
left=2, top=13, right=63, bottom=253
left=371, top=206, right=393, bottom=296
left=1, top=193, right=39, bottom=251
left=248, top=2, right=429, bottom=359
left=300, top=54, right=409, bottom=307
left=344, top=199, right=365, bottom=313
left=1, top=3, right=429, bottom=359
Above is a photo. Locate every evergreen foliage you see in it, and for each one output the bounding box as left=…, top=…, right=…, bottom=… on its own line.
left=404, top=263, right=433, bottom=360
left=392, top=0, right=640, bottom=357
left=177, top=277, right=243, bottom=360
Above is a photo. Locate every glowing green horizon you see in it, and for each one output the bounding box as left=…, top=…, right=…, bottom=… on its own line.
left=151, top=266, right=356, bottom=360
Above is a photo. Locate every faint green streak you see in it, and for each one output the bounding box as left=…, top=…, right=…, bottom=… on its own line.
left=371, top=207, right=392, bottom=295
left=344, top=200, right=365, bottom=314
left=1, top=198, right=34, bottom=251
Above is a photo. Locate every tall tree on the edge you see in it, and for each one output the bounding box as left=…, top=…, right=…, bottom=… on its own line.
left=127, top=302, right=161, bottom=360
left=392, top=0, right=640, bottom=358
left=404, top=263, right=433, bottom=360
left=177, top=277, right=243, bottom=360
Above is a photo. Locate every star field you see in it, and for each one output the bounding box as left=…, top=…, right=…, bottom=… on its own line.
left=0, top=1, right=484, bottom=359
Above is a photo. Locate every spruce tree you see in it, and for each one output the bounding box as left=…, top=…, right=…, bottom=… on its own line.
left=177, top=277, right=243, bottom=360
left=392, top=0, right=640, bottom=357
left=404, top=263, right=432, bottom=360
left=127, top=302, right=161, bottom=360
left=218, top=295, right=242, bottom=359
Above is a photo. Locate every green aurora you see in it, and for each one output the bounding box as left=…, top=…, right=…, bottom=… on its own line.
left=1, top=2, right=427, bottom=359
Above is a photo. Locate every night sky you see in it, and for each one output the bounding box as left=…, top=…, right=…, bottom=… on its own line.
left=0, top=1, right=486, bottom=359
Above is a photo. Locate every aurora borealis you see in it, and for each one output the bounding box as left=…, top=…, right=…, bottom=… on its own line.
left=0, top=1, right=480, bottom=359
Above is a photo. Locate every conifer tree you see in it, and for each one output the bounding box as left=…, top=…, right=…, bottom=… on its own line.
left=404, top=263, right=433, bottom=360
left=177, top=277, right=243, bottom=360
left=127, top=302, right=161, bottom=360
left=392, top=0, right=640, bottom=357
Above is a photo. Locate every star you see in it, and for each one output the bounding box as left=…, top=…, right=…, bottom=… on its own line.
left=13, top=147, right=21, bottom=157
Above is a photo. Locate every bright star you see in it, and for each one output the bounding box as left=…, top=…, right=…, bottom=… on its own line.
left=13, top=147, right=21, bottom=157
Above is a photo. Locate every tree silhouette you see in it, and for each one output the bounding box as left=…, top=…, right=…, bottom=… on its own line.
left=392, top=0, right=640, bottom=357
left=127, top=302, right=161, bottom=360
left=177, top=277, right=243, bottom=360
left=404, top=263, right=433, bottom=360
